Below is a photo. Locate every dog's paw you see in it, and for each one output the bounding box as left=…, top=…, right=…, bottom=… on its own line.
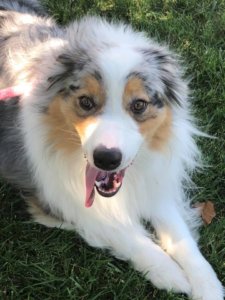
left=145, top=257, right=191, bottom=295
left=190, top=276, right=224, bottom=300
left=189, top=263, right=224, bottom=300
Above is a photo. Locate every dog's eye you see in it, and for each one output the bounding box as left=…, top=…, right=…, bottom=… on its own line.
left=79, top=96, right=95, bottom=111
left=130, top=99, right=148, bottom=114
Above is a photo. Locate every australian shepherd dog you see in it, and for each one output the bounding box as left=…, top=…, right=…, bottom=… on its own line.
left=0, top=1, right=223, bottom=299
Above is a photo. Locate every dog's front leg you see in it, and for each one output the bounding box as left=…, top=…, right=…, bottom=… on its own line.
left=80, top=221, right=191, bottom=295
left=151, top=203, right=224, bottom=300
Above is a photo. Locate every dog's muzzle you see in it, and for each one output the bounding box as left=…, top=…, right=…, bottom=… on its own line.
left=85, top=146, right=125, bottom=208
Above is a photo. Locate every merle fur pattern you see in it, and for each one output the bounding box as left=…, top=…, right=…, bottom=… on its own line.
left=0, top=0, right=186, bottom=190
left=0, top=0, right=48, bottom=189
left=0, top=2, right=224, bottom=300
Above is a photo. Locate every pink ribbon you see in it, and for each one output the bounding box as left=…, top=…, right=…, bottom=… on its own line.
left=0, top=86, right=23, bottom=101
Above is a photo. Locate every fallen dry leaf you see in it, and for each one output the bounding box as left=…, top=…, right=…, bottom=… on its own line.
left=193, top=201, right=216, bottom=225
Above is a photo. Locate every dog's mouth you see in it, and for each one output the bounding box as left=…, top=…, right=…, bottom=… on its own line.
left=85, top=163, right=125, bottom=207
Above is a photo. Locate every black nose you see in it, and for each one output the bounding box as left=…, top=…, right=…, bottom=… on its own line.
left=93, top=146, right=122, bottom=171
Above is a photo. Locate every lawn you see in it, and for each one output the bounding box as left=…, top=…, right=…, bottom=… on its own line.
left=0, top=0, right=225, bottom=299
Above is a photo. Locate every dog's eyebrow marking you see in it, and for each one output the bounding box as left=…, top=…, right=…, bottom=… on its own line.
left=126, top=71, right=154, bottom=97
left=126, top=71, right=148, bottom=82
left=126, top=72, right=167, bottom=108
left=47, top=51, right=91, bottom=90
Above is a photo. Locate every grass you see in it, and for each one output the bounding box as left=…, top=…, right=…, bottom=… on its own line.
left=0, top=0, right=225, bottom=299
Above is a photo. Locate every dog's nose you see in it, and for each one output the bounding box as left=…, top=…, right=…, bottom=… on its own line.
left=93, top=146, right=122, bottom=171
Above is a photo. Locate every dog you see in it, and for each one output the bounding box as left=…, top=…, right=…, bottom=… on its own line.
left=0, top=1, right=224, bottom=299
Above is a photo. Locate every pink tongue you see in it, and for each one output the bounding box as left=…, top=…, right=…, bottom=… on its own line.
left=85, top=164, right=99, bottom=208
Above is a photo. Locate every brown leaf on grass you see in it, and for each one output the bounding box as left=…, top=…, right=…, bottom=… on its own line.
left=193, top=201, right=216, bottom=225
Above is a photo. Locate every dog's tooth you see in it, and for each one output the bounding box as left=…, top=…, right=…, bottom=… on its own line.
left=95, top=181, right=101, bottom=187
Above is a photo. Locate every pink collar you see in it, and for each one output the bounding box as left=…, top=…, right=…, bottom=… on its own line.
left=0, top=85, right=23, bottom=101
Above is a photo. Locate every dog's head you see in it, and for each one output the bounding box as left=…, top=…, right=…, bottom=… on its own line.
left=35, top=18, right=187, bottom=207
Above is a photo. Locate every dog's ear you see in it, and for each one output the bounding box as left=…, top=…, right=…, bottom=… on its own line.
left=142, top=48, right=187, bottom=107
left=47, top=49, right=91, bottom=90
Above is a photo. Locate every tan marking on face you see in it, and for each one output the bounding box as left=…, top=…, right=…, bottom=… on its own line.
left=139, top=106, right=172, bottom=151
left=42, top=96, right=81, bottom=154
left=123, top=77, right=172, bottom=151
left=73, top=116, right=98, bottom=142
left=43, top=75, right=104, bottom=153
left=123, top=77, right=148, bottom=106
left=83, top=76, right=104, bottom=98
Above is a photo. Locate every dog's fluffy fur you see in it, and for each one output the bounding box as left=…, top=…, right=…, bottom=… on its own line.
left=0, top=1, right=224, bottom=299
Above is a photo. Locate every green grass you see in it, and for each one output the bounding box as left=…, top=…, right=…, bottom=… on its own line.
left=1, top=0, right=225, bottom=299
